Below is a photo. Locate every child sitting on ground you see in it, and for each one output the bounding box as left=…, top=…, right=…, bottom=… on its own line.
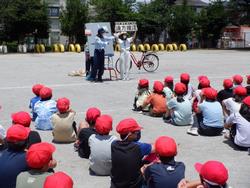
left=217, top=79, right=234, bottom=103
left=111, top=118, right=154, bottom=188
left=142, top=136, right=185, bottom=188
left=143, top=81, right=167, bottom=117
left=77, top=107, right=101, bottom=158
left=34, top=87, right=57, bottom=130
left=29, top=84, right=44, bottom=121
left=89, top=115, right=117, bottom=176
left=165, top=83, right=193, bottom=126
left=222, top=86, right=247, bottom=117
left=16, top=142, right=56, bottom=188
left=180, top=73, right=194, bottom=101
left=178, top=160, right=229, bottom=188
left=163, top=76, right=174, bottom=101
left=224, top=96, right=250, bottom=150
left=245, top=75, right=250, bottom=95
left=133, top=79, right=151, bottom=112
left=233, top=74, right=243, bottom=88
left=52, top=97, right=77, bottom=143
left=187, top=88, right=224, bottom=136
left=12, top=111, right=41, bottom=148
left=192, top=76, right=211, bottom=113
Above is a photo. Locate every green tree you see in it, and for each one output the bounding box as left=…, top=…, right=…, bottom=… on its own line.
left=60, top=0, right=88, bottom=44
left=90, top=0, right=132, bottom=32
left=196, top=0, right=228, bottom=48
left=227, top=0, right=250, bottom=25
left=167, top=0, right=196, bottom=43
left=0, top=0, right=49, bottom=42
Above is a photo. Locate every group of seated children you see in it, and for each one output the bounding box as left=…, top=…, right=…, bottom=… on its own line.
left=133, top=73, right=250, bottom=151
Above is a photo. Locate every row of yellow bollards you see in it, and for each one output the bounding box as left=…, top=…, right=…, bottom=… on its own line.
left=34, top=44, right=82, bottom=53
left=115, top=43, right=187, bottom=52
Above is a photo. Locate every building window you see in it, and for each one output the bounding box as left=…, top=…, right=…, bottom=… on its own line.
left=48, top=7, right=60, bottom=17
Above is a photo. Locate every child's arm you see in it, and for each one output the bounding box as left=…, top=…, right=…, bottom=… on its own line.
left=178, top=179, right=202, bottom=188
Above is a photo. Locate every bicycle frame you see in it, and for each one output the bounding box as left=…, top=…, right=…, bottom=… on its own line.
left=130, top=52, right=146, bottom=68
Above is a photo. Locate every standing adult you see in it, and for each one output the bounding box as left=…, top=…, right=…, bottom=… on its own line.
left=116, top=32, right=136, bottom=80
left=87, top=27, right=114, bottom=82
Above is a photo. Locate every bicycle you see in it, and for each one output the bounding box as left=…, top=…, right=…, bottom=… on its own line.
left=115, top=51, right=159, bottom=73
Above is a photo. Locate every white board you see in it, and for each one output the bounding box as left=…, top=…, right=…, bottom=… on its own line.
left=85, top=22, right=114, bottom=57
left=115, top=21, right=138, bottom=32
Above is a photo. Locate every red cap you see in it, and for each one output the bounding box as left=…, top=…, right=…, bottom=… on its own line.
left=43, top=172, right=73, bottom=188
left=234, top=86, right=247, bottom=96
left=116, top=118, right=142, bottom=135
left=86, top=107, right=101, bottom=123
left=57, top=97, right=70, bottom=113
left=40, top=87, right=52, bottom=99
left=11, top=111, right=31, bottom=127
left=202, top=88, right=217, bottom=100
left=243, top=96, right=250, bottom=107
left=6, top=124, right=30, bottom=142
left=198, top=75, right=208, bottom=81
left=164, top=76, right=174, bottom=83
left=153, top=81, right=164, bottom=93
left=138, top=79, right=149, bottom=88
left=155, top=136, right=177, bottom=157
left=26, top=142, right=55, bottom=169
left=180, top=73, right=190, bottom=82
left=233, top=74, right=243, bottom=84
left=199, top=78, right=210, bottom=88
left=223, top=79, right=233, bottom=89
left=95, top=115, right=113, bottom=135
left=32, top=84, right=44, bottom=96
left=174, top=83, right=186, bottom=95
left=195, top=161, right=228, bottom=186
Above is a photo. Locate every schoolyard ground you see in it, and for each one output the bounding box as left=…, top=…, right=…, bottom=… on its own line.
left=0, top=50, right=250, bottom=188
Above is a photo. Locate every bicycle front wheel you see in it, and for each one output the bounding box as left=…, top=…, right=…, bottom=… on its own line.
left=142, top=53, right=159, bottom=72
left=115, top=58, right=133, bottom=74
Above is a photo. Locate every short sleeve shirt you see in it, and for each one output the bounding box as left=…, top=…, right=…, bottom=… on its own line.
left=167, top=98, right=193, bottom=125
left=78, top=127, right=96, bottom=158
left=184, top=84, right=194, bottom=100
left=16, top=171, right=52, bottom=188
left=0, top=149, right=29, bottom=188
left=226, top=112, right=250, bottom=147
left=51, top=112, right=77, bottom=143
left=144, top=160, right=185, bottom=188
left=144, top=94, right=167, bottom=114
left=198, top=101, right=224, bottom=128
left=89, top=134, right=117, bottom=175
left=117, top=37, right=133, bottom=51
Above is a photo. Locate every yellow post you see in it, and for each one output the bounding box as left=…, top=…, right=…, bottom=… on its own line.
left=151, top=44, right=159, bottom=52
left=166, top=44, right=173, bottom=52
left=158, top=43, right=165, bottom=51
left=137, top=44, right=145, bottom=52
left=75, top=44, right=81, bottom=53
left=179, top=44, right=187, bottom=51
left=143, top=44, right=150, bottom=51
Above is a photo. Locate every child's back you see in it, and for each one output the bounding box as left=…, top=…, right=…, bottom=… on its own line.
left=29, top=84, right=44, bottom=121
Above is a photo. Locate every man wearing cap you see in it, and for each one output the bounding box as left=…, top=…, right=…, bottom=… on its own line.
left=163, top=76, right=174, bottom=101
left=34, top=87, right=57, bottom=130
left=88, top=115, right=117, bottom=175
left=178, top=160, right=229, bottom=188
left=77, top=107, right=101, bottom=158
left=133, top=79, right=151, bottom=112
left=0, top=124, right=30, bottom=188
left=16, top=142, right=56, bottom=188
left=143, top=81, right=167, bottom=117
left=142, top=136, right=185, bottom=188
left=111, top=118, right=153, bottom=188
left=12, top=111, right=41, bottom=148
left=187, top=88, right=224, bottom=136
left=51, top=97, right=77, bottom=143
left=217, top=79, right=234, bottom=104
left=165, top=83, right=193, bottom=126
left=224, top=96, right=250, bottom=150
left=43, top=171, right=73, bottom=188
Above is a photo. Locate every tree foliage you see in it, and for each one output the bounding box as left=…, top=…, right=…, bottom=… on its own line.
left=60, top=0, right=88, bottom=44
left=0, top=0, right=49, bottom=42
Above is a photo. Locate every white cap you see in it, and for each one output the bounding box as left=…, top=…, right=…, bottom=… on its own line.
left=0, top=125, right=6, bottom=140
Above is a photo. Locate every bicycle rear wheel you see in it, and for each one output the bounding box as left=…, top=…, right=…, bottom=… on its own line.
left=115, top=58, right=133, bottom=74
left=142, top=53, right=159, bottom=72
